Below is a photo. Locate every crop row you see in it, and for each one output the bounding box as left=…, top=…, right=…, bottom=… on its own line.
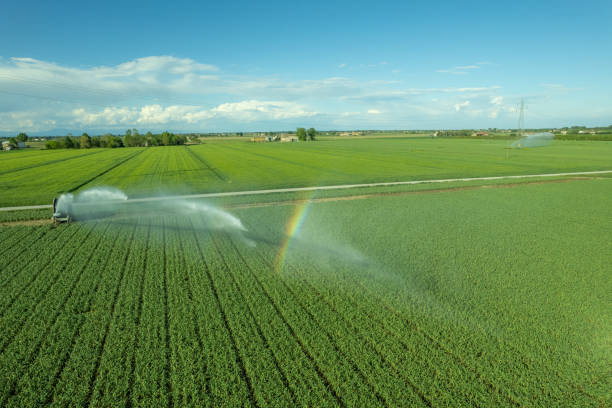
left=4, top=138, right=612, bottom=207
left=0, top=177, right=608, bottom=406
left=0, top=148, right=142, bottom=207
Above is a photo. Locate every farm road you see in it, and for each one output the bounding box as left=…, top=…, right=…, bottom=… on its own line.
left=1, top=169, right=611, bottom=212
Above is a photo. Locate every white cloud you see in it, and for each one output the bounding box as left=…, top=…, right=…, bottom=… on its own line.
left=211, top=100, right=316, bottom=120
left=437, top=62, right=490, bottom=75
left=454, top=100, right=470, bottom=111
left=68, top=100, right=316, bottom=128
left=4, top=55, right=603, bottom=132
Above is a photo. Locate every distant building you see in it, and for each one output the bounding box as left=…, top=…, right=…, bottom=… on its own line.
left=251, top=136, right=267, bottom=143
left=338, top=131, right=362, bottom=137
left=1, top=140, right=24, bottom=150
left=280, top=135, right=298, bottom=142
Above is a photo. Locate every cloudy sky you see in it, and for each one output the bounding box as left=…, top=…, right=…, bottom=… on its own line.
left=1, top=0, right=611, bottom=135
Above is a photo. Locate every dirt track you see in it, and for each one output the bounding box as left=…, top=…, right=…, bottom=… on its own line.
left=0, top=176, right=598, bottom=226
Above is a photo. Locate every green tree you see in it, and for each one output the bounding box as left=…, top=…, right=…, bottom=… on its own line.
left=296, top=127, right=307, bottom=141
left=63, top=136, right=75, bottom=149
left=110, top=135, right=123, bottom=148
left=80, top=133, right=91, bottom=148
left=145, top=131, right=153, bottom=146
left=16, top=132, right=28, bottom=142
left=45, top=140, right=60, bottom=149
left=161, top=131, right=175, bottom=146
left=8, top=137, right=19, bottom=148
left=307, top=127, right=316, bottom=141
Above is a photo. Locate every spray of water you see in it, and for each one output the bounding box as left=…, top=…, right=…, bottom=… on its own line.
left=54, top=186, right=250, bottom=238
left=54, top=187, right=127, bottom=219
left=510, top=132, right=554, bottom=149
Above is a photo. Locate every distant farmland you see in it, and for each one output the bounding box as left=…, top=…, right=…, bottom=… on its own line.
left=1, top=138, right=612, bottom=207
left=0, top=137, right=611, bottom=406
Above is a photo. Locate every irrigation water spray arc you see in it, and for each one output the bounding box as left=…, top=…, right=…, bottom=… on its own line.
left=511, top=132, right=554, bottom=149
left=53, top=186, right=251, bottom=238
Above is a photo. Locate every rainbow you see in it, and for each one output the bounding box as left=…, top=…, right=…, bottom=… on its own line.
left=274, top=199, right=312, bottom=273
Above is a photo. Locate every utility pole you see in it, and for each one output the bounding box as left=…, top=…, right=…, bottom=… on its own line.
left=517, top=98, right=525, bottom=138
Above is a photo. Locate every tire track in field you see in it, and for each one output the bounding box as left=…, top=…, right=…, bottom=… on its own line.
left=0, top=224, right=81, bottom=316
left=67, top=148, right=145, bottom=193
left=188, top=218, right=258, bottom=408
left=247, top=213, right=598, bottom=404
left=11, top=222, right=113, bottom=406
left=84, top=224, right=137, bottom=408
left=225, top=177, right=592, bottom=210
left=302, top=267, right=517, bottom=406
left=215, top=143, right=352, bottom=178
left=41, top=222, right=116, bottom=406
left=307, top=286, right=435, bottom=407
left=251, top=229, right=492, bottom=406
left=351, top=278, right=557, bottom=406
left=281, top=264, right=475, bottom=408
left=0, top=222, right=105, bottom=404
left=161, top=219, right=174, bottom=408
left=176, top=225, right=211, bottom=397
left=126, top=221, right=150, bottom=408
left=223, top=237, right=346, bottom=407
left=232, top=242, right=433, bottom=407
left=209, top=232, right=297, bottom=406
left=246, top=221, right=514, bottom=406
left=234, top=239, right=401, bottom=408
left=0, top=150, right=106, bottom=176
left=309, top=259, right=524, bottom=405
left=184, top=146, right=228, bottom=181
left=225, top=231, right=387, bottom=406
left=0, top=224, right=96, bottom=355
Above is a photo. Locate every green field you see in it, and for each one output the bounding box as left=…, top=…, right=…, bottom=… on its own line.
left=0, top=138, right=610, bottom=406
left=1, top=138, right=612, bottom=207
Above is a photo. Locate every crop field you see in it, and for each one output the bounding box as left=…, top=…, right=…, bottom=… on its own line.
left=1, top=138, right=612, bottom=207
left=0, top=138, right=611, bottom=407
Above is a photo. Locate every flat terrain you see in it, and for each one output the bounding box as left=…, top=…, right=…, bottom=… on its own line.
left=0, top=138, right=610, bottom=407
left=1, top=138, right=611, bottom=207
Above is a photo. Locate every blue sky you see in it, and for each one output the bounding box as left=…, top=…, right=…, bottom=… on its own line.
left=1, top=0, right=611, bottom=134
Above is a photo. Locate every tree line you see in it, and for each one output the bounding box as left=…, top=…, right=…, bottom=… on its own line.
left=44, top=129, right=187, bottom=149
left=296, top=127, right=317, bottom=141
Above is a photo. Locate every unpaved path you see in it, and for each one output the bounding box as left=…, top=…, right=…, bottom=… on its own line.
left=1, top=169, right=610, bottom=212
left=226, top=177, right=593, bottom=209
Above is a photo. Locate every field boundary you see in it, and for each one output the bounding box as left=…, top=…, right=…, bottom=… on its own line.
left=225, top=177, right=591, bottom=209
left=1, top=169, right=611, bottom=212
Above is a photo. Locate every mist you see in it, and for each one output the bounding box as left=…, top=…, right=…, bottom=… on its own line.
left=54, top=187, right=250, bottom=238
left=510, top=132, right=554, bottom=148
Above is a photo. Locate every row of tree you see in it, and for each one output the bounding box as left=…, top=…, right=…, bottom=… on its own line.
left=1, top=132, right=28, bottom=148
left=296, top=127, right=317, bottom=141
left=45, top=130, right=187, bottom=149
